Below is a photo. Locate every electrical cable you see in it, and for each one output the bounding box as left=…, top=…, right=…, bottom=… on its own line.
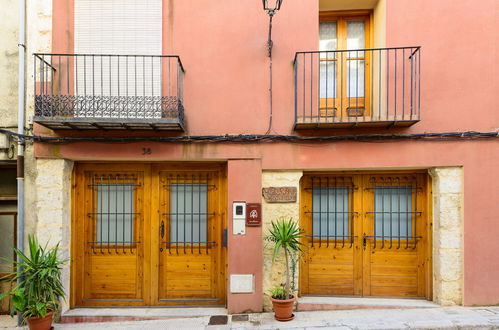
left=0, top=128, right=497, bottom=144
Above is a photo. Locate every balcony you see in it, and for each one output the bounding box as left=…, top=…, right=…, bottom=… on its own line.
left=33, top=54, right=185, bottom=131
left=294, top=47, right=421, bottom=129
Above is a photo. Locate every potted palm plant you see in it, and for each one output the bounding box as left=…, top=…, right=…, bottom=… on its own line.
left=0, top=235, right=67, bottom=330
left=265, top=217, right=304, bottom=321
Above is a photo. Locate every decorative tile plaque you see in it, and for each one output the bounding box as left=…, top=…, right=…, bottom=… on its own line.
left=262, top=187, right=297, bottom=203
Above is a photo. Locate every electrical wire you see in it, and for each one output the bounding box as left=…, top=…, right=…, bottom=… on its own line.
left=0, top=128, right=497, bottom=144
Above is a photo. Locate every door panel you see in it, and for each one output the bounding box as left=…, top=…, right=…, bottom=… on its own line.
left=156, top=170, right=225, bottom=305
left=300, top=172, right=429, bottom=298
left=73, top=163, right=225, bottom=307
left=78, top=166, right=149, bottom=305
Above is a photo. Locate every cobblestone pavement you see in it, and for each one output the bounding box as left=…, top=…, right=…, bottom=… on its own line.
left=2, top=307, right=499, bottom=329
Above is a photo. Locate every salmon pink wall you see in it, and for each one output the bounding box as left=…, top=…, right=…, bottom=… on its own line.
left=227, top=160, right=263, bottom=313
left=40, top=0, right=499, bottom=309
left=386, top=0, right=499, bottom=306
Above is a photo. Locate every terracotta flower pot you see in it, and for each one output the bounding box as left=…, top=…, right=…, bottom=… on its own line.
left=27, top=311, right=53, bottom=330
left=270, top=296, right=295, bottom=321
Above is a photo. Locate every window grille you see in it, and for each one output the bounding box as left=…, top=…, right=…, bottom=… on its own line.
left=366, top=176, right=422, bottom=249
left=306, top=176, right=357, bottom=248
left=162, top=174, right=216, bottom=254
left=88, top=174, right=140, bottom=254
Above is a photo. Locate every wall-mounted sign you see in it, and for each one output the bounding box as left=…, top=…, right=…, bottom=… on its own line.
left=246, top=203, right=261, bottom=226
left=262, top=187, right=297, bottom=203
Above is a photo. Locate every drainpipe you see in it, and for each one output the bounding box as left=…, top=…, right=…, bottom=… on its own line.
left=17, top=0, right=25, bottom=325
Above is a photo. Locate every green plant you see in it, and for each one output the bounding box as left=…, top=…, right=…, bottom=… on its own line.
left=0, top=235, right=68, bottom=322
left=268, top=285, right=286, bottom=300
left=265, top=217, right=304, bottom=300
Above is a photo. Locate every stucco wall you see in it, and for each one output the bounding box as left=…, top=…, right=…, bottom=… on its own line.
left=262, top=170, right=302, bottom=311
left=0, top=0, right=18, bottom=128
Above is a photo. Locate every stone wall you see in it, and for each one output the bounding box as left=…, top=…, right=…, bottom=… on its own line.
left=430, top=167, right=464, bottom=305
left=262, top=170, right=303, bottom=311
left=35, top=158, right=74, bottom=313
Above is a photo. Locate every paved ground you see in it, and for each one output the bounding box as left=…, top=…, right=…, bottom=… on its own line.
left=2, top=306, right=499, bottom=329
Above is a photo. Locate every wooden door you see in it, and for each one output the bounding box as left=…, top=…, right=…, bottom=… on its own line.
left=73, top=163, right=226, bottom=307
left=74, top=163, right=151, bottom=306
left=152, top=165, right=226, bottom=306
left=319, top=13, right=371, bottom=119
left=300, top=172, right=430, bottom=298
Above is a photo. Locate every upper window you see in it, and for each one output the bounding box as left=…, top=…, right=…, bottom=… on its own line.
left=319, top=12, right=371, bottom=118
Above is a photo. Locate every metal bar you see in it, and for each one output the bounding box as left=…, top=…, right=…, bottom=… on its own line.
left=302, top=53, right=305, bottom=121
left=372, top=178, right=376, bottom=250
left=402, top=49, right=405, bottom=120
left=176, top=174, right=179, bottom=254
left=342, top=179, right=346, bottom=248
left=130, top=177, right=134, bottom=254
left=381, top=177, right=385, bottom=249
left=397, top=177, right=401, bottom=249
left=107, top=174, right=110, bottom=254
left=198, top=175, right=202, bottom=254
left=294, top=57, right=298, bottom=124
left=310, top=53, right=313, bottom=122
left=413, top=179, right=418, bottom=249
left=294, top=46, right=421, bottom=55
left=310, top=177, right=314, bottom=247
left=325, top=52, right=328, bottom=120
left=418, top=50, right=421, bottom=120
left=340, top=52, right=343, bottom=122
left=394, top=50, right=397, bottom=121
left=191, top=174, right=194, bottom=254
left=386, top=50, right=389, bottom=120
left=143, top=56, right=146, bottom=118
left=123, top=176, right=126, bottom=254
left=389, top=177, right=393, bottom=249
left=183, top=174, right=187, bottom=253
left=326, top=177, right=330, bottom=247
left=206, top=176, right=209, bottom=255
left=318, top=176, right=322, bottom=247
left=114, top=174, right=118, bottom=253
left=34, top=54, right=57, bottom=71
left=334, top=177, right=337, bottom=248
left=378, top=49, right=382, bottom=119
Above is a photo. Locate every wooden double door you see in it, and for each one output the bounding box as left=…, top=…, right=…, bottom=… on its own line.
left=72, top=163, right=226, bottom=307
left=300, top=172, right=431, bottom=298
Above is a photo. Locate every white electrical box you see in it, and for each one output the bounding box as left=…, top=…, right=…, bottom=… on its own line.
left=230, top=274, right=254, bottom=293
left=232, top=202, right=246, bottom=235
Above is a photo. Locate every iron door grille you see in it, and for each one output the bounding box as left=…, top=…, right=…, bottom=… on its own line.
left=365, top=176, right=422, bottom=249
left=161, top=173, right=217, bottom=254
left=305, top=176, right=358, bottom=248
left=88, top=173, right=141, bottom=254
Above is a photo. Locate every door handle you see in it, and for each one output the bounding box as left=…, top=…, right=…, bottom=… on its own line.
left=222, top=229, right=228, bottom=248
left=363, top=234, right=367, bottom=249
left=159, top=221, right=165, bottom=252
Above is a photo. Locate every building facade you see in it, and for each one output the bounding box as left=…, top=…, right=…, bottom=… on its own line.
left=1, top=0, right=498, bottom=315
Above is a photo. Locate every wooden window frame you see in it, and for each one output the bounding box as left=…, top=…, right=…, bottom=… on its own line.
left=319, top=10, right=373, bottom=118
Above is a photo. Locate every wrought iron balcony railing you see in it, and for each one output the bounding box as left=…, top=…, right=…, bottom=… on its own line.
left=294, top=47, right=421, bottom=129
left=33, top=53, right=185, bottom=130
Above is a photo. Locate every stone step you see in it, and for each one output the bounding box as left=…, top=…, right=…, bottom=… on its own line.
left=60, top=307, right=227, bottom=324
left=297, top=296, right=440, bottom=311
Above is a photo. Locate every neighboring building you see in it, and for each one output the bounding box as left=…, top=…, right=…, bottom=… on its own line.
left=0, top=0, right=19, bottom=314
left=2, top=0, right=498, bottom=316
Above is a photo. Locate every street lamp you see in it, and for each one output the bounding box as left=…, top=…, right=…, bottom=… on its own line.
left=262, top=0, right=284, bottom=57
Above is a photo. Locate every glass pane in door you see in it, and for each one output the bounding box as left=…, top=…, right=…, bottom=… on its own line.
left=319, top=21, right=337, bottom=98
left=170, top=183, right=208, bottom=244
left=346, top=21, right=365, bottom=98
left=312, top=187, right=349, bottom=238
left=374, top=187, right=413, bottom=237
left=96, top=183, right=134, bottom=245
